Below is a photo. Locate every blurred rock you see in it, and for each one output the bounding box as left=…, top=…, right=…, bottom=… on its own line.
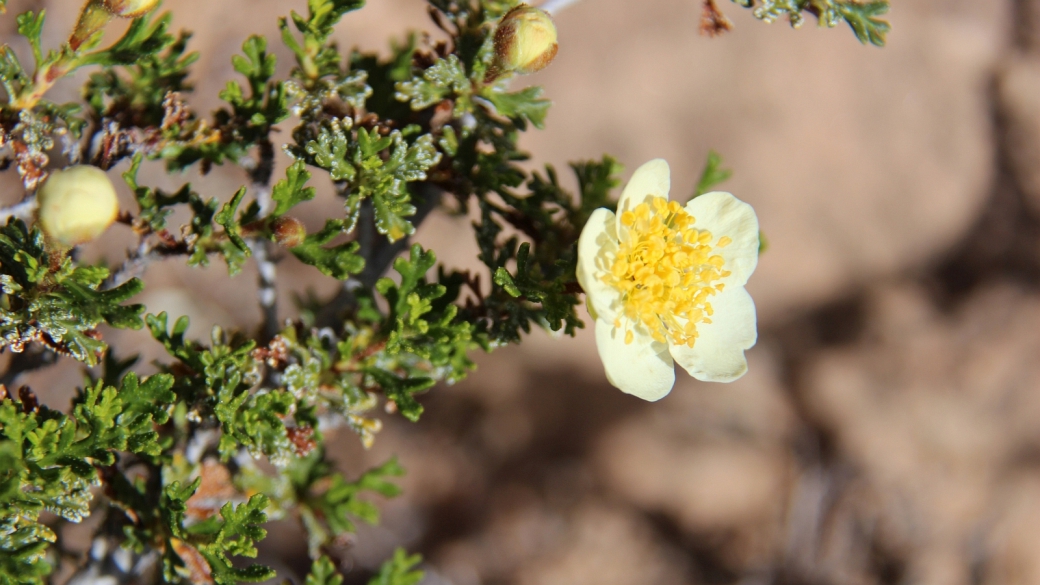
left=594, top=347, right=794, bottom=571
left=435, top=498, right=689, bottom=585
left=514, top=503, right=689, bottom=585
left=1015, top=0, right=1040, bottom=53
left=983, top=472, right=1040, bottom=585
left=805, top=283, right=1040, bottom=584
left=998, top=55, right=1040, bottom=214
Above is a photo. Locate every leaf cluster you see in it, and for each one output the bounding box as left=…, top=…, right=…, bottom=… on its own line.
left=0, top=373, right=173, bottom=582
left=461, top=157, right=622, bottom=345
left=373, top=244, right=477, bottom=419
left=1, top=219, right=144, bottom=365
left=145, top=313, right=290, bottom=462
left=286, top=452, right=403, bottom=556
left=281, top=0, right=366, bottom=81
left=731, top=0, right=890, bottom=46
left=289, top=117, right=443, bottom=244
left=83, top=25, right=197, bottom=129
left=305, top=549, right=423, bottom=585
left=123, top=156, right=256, bottom=275
left=2, top=7, right=177, bottom=137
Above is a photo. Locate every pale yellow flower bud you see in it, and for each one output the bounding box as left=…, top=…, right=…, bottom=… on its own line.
left=491, top=5, right=559, bottom=79
left=100, top=0, right=160, bottom=18
left=37, top=165, right=120, bottom=246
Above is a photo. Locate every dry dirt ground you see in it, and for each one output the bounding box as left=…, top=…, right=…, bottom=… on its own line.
left=5, top=0, right=1040, bottom=583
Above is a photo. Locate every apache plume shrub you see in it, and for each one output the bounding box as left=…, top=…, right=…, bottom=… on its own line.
left=0, top=0, right=888, bottom=583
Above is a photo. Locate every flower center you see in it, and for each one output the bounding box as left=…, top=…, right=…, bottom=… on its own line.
left=604, top=196, right=731, bottom=347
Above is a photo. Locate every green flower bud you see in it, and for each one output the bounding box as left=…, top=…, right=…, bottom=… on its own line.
left=100, top=0, right=160, bottom=18
left=37, top=165, right=120, bottom=247
left=272, top=216, right=306, bottom=248
left=491, top=5, right=559, bottom=79
left=69, top=0, right=159, bottom=51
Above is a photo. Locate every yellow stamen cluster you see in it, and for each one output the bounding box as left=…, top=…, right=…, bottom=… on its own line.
left=605, top=197, right=731, bottom=347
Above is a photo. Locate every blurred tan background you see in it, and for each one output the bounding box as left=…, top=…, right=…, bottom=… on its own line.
left=6, top=0, right=1040, bottom=583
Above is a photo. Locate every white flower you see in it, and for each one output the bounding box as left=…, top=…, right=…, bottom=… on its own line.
left=576, top=159, right=759, bottom=401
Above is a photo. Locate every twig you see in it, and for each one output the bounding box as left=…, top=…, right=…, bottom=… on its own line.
left=363, top=183, right=444, bottom=290
left=104, top=239, right=157, bottom=289
left=251, top=239, right=280, bottom=342
left=355, top=197, right=378, bottom=288
left=315, top=183, right=444, bottom=328
left=245, top=139, right=279, bottom=341
left=0, top=196, right=37, bottom=224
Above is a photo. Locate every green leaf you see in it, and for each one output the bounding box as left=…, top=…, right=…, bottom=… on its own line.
left=395, top=54, right=468, bottom=110
left=693, top=150, right=732, bottom=198
left=215, top=388, right=295, bottom=463
left=484, top=85, right=551, bottom=130
left=146, top=312, right=303, bottom=464
left=299, top=0, right=366, bottom=39
left=272, top=160, right=317, bottom=216
left=232, top=36, right=276, bottom=96
left=493, top=267, right=521, bottom=297
left=114, top=372, right=175, bottom=457
left=0, top=46, right=30, bottom=99
left=573, top=155, right=622, bottom=219
left=1, top=219, right=145, bottom=365
left=123, top=154, right=194, bottom=231
left=0, top=396, right=76, bottom=584
left=0, top=371, right=177, bottom=580
left=81, top=11, right=175, bottom=67
left=215, top=186, right=250, bottom=254
left=296, top=121, right=441, bottom=242
left=377, top=244, right=438, bottom=314
left=15, top=11, right=45, bottom=67
left=304, top=119, right=356, bottom=181
left=835, top=1, right=890, bottom=46
left=288, top=454, right=403, bottom=554
left=371, top=245, right=477, bottom=383
left=280, top=0, right=364, bottom=80
left=84, top=29, right=196, bottom=129
left=291, top=220, right=365, bottom=279
left=216, top=35, right=289, bottom=140
left=186, top=495, right=275, bottom=585
left=365, top=369, right=432, bottom=422
left=306, top=557, right=344, bottom=585
left=732, top=0, right=891, bottom=46
left=368, top=549, right=424, bottom=585
left=366, top=131, right=442, bottom=242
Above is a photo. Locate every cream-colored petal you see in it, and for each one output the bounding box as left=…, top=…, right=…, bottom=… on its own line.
left=595, top=319, right=675, bottom=401
left=576, top=207, right=621, bottom=321
left=670, top=286, right=756, bottom=383
left=616, top=159, right=671, bottom=236
left=685, top=191, right=759, bottom=287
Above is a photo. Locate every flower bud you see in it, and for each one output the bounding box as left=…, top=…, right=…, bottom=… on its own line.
left=68, top=0, right=158, bottom=52
left=491, top=5, right=558, bottom=78
left=100, top=0, right=160, bottom=18
left=272, top=216, right=306, bottom=248
left=37, top=165, right=119, bottom=247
